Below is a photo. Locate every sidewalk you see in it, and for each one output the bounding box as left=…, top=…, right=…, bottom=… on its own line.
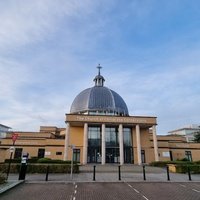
left=1, top=165, right=199, bottom=195
left=0, top=180, right=24, bottom=194
left=5, top=171, right=200, bottom=183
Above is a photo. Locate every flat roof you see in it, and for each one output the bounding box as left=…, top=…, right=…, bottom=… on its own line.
left=0, top=124, right=11, bottom=129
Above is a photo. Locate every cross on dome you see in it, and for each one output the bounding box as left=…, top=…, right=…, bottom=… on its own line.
left=97, top=64, right=102, bottom=75
left=94, top=64, right=105, bottom=87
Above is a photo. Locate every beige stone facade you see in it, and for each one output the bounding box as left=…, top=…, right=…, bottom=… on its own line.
left=0, top=118, right=199, bottom=164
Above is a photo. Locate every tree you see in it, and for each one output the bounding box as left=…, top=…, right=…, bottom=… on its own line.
left=193, top=131, right=200, bottom=143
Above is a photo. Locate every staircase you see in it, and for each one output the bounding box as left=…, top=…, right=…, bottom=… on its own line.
left=79, top=164, right=166, bottom=173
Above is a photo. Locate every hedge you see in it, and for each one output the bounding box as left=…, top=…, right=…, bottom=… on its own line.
left=0, top=163, right=79, bottom=174
left=149, top=161, right=200, bottom=168
left=4, top=158, right=78, bottom=164
left=0, top=170, right=6, bottom=184
left=149, top=161, right=200, bottom=174
left=175, top=165, right=200, bottom=174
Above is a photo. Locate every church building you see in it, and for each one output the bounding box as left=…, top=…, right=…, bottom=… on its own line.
left=1, top=66, right=199, bottom=164
left=64, top=65, right=159, bottom=165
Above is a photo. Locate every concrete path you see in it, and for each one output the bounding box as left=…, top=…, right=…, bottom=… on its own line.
left=5, top=171, right=200, bottom=183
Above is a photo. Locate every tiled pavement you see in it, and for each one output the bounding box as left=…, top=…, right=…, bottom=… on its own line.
left=1, top=165, right=200, bottom=199
left=0, top=182, right=200, bottom=200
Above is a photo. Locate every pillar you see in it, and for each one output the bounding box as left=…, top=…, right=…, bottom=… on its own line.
left=152, top=125, right=159, bottom=161
left=64, top=123, right=70, bottom=161
left=101, top=124, right=106, bottom=165
left=136, top=124, right=142, bottom=165
left=83, top=123, right=88, bottom=165
left=119, top=124, right=124, bottom=165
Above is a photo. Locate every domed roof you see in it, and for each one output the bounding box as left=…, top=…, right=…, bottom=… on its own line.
left=70, top=65, right=129, bottom=116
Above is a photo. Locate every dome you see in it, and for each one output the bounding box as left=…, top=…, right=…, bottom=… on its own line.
left=70, top=65, right=129, bottom=116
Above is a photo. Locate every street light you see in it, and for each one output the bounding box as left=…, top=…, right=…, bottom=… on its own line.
left=6, top=133, right=18, bottom=180
left=69, top=144, right=75, bottom=180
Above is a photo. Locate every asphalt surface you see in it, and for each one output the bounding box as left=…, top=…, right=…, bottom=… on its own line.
left=1, top=182, right=200, bottom=200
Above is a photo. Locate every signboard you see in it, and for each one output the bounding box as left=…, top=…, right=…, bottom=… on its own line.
left=12, top=133, right=18, bottom=143
left=162, top=152, right=170, bottom=157
left=45, top=151, right=51, bottom=156
left=66, top=114, right=157, bottom=125
left=9, top=146, right=15, bottom=153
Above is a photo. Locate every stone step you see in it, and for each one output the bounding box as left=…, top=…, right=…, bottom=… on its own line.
left=79, top=164, right=166, bottom=173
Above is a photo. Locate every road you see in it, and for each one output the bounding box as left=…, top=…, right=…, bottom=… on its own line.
left=1, top=182, right=200, bottom=200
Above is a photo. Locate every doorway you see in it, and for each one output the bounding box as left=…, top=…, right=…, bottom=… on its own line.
left=106, top=148, right=119, bottom=163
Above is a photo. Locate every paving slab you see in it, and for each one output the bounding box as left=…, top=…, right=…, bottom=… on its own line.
left=0, top=182, right=200, bottom=200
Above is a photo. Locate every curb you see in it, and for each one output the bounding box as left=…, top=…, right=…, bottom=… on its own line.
left=0, top=180, right=24, bottom=195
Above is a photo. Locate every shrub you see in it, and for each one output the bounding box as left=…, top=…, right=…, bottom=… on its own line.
left=179, top=158, right=189, bottom=162
left=175, top=165, right=200, bottom=174
left=0, top=173, right=6, bottom=184
left=4, top=158, right=75, bottom=164
left=0, top=169, right=6, bottom=184
left=0, top=163, right=79, bottom=174
left=149, top=160, right=194, bottom=167
left=37, top=158, right=77, bottom=164
left=4, top=158, right=21, bottom=163
left=26, top=164, right=79, bottom=173
left=194, top=160, right=200, bottom=165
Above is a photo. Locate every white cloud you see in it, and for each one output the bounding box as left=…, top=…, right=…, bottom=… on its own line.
left=0, top=0, right=99, bottom=53
left=0, top=0, right=200, bottom=135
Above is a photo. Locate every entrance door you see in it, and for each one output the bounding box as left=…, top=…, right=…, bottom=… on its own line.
left=106, top=148, right=119, bottom=163
left=87, top=147, right=101, bottom=163
left=124, top=147, right=133, bottom=163
left=141, top=150, right=146, bottom=163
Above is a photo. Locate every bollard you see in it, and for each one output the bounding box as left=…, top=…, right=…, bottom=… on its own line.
left=118, top=165, right=121, bottom=181
left=142, top=165, right=146, bottom=181
left=93, top=165, right=96, bottom=181
left=166, top=166, right=170, bottom=181
left=18, top=164, right=28, bottom=180
left=188, top=166, right=192, bottom=181
left=18, top=153, right=29, bottom=180
left=45, top=165, right=49, bottom=181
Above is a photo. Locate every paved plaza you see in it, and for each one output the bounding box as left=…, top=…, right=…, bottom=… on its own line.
left=1, top=165, right=200, bottom=199
left=1, top=182, right=200, bottom=200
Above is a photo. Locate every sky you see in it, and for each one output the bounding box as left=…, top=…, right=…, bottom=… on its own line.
left=0, top=0, right=200, bottom=135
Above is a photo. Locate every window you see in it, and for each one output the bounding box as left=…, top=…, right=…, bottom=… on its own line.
left=169, top=151, right=173, bottom=161
left=14, top=148, right=23, bottom=159
left=123, top=128, right=132, bottom=147
left=185, top=151, right=192, bottom=161
left=38, top=149, right=45, bottom=158
left=88, top=126, right=101, bottom=163
left=88, top=127, right=101, bottom=146
left=73, top=149, right=80, bottom=163
left=56, top=152, right=62, bottom=155
left=123, top=128, right=133, bottom=164
left=105, top=127, right=119, bottom=147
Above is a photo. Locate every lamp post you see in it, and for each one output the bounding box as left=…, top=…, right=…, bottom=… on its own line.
left=69, top=145, right=75, bottom=180
left=6, top=133, right=18, bottom=180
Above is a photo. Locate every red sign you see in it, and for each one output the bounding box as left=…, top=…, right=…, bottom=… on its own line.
left=12, top=133, right=18, bottom=143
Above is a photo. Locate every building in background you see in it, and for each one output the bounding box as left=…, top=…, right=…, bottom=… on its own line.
left=0, top=124, right=11, bottom=138
left=168, top=124, right=200, bottom=142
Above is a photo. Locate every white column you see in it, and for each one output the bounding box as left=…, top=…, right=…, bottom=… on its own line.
left=152, top=125, right=159, bottom=161
left=64, top=123, right=70, bottom=161
left=83, top=123, right=88, bottom=165
left=119, top=124, right=124, bottom=165
left=136, top=124, right=142, bottom=165
left=101, top=124, right=106, bottom=165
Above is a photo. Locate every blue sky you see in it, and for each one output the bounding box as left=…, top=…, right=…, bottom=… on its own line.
left=0, top=0, right=200, bottom=134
